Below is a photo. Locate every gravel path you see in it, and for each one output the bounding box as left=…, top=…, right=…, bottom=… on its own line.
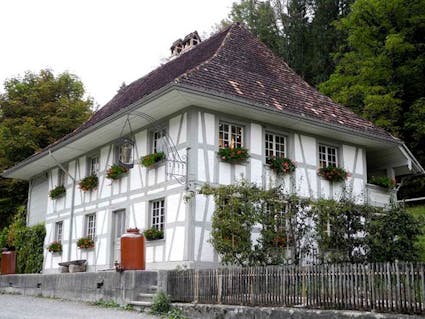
left=0, top=294, right=159, bottom=319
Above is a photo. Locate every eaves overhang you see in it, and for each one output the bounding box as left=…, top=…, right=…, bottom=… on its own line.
left=2, top=83, right=423, bottom=180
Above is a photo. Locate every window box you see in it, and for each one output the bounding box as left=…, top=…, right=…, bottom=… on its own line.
left=140, top=152, right=166, bottom=168
left=79, top=175, right=98, bottom=192
left=49, top=185, right=66, bottom=199
left=267, top=157, right=296, bottom=175
left=47, top=241, right=62, bottom=253
left=143, top=227, right=164, bottom=241
left=318, top=166, right=349, bottom=183
left=218, top=147, right=250, bottom=164
left=77, top=237, right=95, bottom=249
left=106, top=164, right=129, bottom=180
left=368, top=176, right=396, bottom=189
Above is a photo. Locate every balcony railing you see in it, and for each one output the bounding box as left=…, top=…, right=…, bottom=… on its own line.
left=365, top=183, right=392, bottom=207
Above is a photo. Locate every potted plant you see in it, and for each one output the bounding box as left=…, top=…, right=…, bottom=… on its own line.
left=79, top=175, right=98, bottom=191
left=76, top=237, right=95, bottom=249
left=368, top=176, right=396, bottom=189
left=106, top=164, right=129, bottom=180
left=49, top=185, right=66, bottom=199
left=267, top=157, right=296, bottom=175
left=47, top=241, right=62, bottom=253
left=218, top=147, right=250, bottom=163
left=143, top=227, right=164, bottom=241
left=140, top=152, right=166, bottom=168
left=317, top=166, right=349, bottom=183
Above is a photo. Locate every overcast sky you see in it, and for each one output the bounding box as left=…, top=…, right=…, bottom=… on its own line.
left=0, top=0, right=234, bottom=108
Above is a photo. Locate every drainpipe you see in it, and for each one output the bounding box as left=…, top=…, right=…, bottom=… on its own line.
left=48, top=149, right=76, bottom=261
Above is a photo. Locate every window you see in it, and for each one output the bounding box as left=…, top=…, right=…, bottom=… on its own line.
left=89, top=155, right=100, bottom=175
left=85, top=214, right=96, bottom=239
left=265, top=132, right=286, bottom=159
left=319, top=144, right=338, bottom=168
left=58, top=169, right=65, bottom=186
left=55, top=221, right=63, bottom=242
left=219, top=122, right=243, bottom=148
left=151, top=199, right=165, bottom=231
left=152, top=129, right=166, bottom=153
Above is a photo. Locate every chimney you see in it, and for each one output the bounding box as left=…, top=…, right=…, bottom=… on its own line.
left=170, top=31, right=202, bottom=56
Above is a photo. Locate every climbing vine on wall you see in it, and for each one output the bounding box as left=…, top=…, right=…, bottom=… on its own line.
left=200, top=181, right=422, bottom=265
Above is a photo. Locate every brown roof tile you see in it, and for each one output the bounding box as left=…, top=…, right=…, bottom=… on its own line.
left=50, top=23, right=396, bottom=148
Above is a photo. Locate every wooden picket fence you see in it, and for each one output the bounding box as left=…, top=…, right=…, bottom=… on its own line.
left=167, top=263, right=425, bottom=314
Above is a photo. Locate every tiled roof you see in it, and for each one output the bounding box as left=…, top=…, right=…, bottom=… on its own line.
left=57, top=23, right=396, bottom=145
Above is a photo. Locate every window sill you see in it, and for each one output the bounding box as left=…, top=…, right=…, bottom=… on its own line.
left=143, top=160, right=166, bottom=169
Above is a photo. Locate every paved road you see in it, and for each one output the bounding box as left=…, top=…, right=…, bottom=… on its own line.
left=0, top=294, right=159, bottom=319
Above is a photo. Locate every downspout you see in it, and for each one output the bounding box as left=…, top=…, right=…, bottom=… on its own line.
left=48, top=149, right=76, bottom=261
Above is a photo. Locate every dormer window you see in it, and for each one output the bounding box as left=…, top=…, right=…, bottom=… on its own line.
left=116, top=138, right=134, bottom=168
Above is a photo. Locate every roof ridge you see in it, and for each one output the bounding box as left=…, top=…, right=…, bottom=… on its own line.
left=174, top=23, right=236, bottom=84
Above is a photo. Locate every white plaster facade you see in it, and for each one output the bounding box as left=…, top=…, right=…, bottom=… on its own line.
left=21, top=106, right=405, bottom=273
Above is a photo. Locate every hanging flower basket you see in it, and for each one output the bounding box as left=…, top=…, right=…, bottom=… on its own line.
left=317, top=166, right=349, bottom=183
left=140, top=152, right=166, bottom=168
left=47, top=241, right=62, bottom=253
left=49, top=185, right=66, bottom=199
left=368, top=176, right=396, bottom=189
left=106, top=164, right=129, bottom=180
left=143, top=227, right=164, bottom=241
left=79, top=175, right=98, bottom=192
left=267, top=157, right=296, bottom=175
left=218, top=147, right=250, bottom=163
left=77, top=237, right=95, bottom=249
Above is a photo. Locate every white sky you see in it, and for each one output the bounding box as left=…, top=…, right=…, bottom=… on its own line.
left=0, top=0, right=234, bottom=108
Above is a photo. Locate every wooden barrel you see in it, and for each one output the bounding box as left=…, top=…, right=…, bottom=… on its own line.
left=120, top=228, right=145, bottom=270
left=1, top=251, right=17, bottom=275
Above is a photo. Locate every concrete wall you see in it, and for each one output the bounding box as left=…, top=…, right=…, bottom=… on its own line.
left=175, top=303, right=422, bottom=319
left=0, top=271, right=159, bottom=305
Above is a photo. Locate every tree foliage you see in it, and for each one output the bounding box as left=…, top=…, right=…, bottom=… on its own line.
left=319, top=0, right=425, bottom=163
left=0, top=69, right=93, bottom=229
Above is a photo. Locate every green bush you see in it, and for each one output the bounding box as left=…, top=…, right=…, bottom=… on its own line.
left=140, top=152, right=165, bottom=167
left=150, top=291, right=171, bottom=314
left=167, top=308, right=188, bottom=319
left=0, top=212, right=45, bottom=273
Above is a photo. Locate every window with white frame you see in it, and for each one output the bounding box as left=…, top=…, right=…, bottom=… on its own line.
left=88, top=155, right=100, bottom=175
left=265, top=202, right=288, bottom=233
left=151, top=199, right=165, bottom=231
left=55, top=221, right=63, bottom=242
left=152, top=129, right=166, bottom=153
left=265, top=132, right=286, bottom=159
left=319, top=144, right=338, bottom=168
left=218, top=122, right=243, bottom=148
left=85, top=214, right=96, bottom=239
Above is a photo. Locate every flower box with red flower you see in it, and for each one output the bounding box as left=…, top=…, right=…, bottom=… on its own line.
left=267, top=157, right=296, bottom=175
left=79, top=175, right=98, bottom=192
left=77, top=237, right=95, bottom=249
left=47, top=241, right=62, bottom=253
left=317, top=166, right=349, bottom=183
left=106, top=164, right=129, bottom=180
left=218, top=147, right=250, bottom=164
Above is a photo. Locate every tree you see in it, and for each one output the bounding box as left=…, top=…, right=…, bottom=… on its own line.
left=319, top=0, right=425, bottom=163
left=0, top=69, right=93, bottom=229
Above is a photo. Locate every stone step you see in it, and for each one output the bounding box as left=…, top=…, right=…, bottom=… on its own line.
left=138, top=293, right=155, bottom=300
left=126, top=300, right=153, bottom=312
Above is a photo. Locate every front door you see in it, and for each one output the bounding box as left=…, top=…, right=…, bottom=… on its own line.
left=112, top=209, right=126, bottom=265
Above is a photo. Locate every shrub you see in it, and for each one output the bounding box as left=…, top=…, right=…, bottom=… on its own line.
left=49, top=185, right=66, bottom=199
left=140, top=152, right=165, bottom=167
left=267, top=157, right=296, bottom=175
left=79, top=175, right=98, bottom=191
left=150, top=291, right=171, bottom=314
left=77, top=237, right=95, bottom=249
left=167, top=308, right=188, bottom=319
left=143, top=227, right=164, bottom=241
left=317, top=166, right=349, bottom=182
left=106, top=164, right=128, bottom=180
left=368, top=176, right=396, bottom=189
left=47, top=241, right=62, bottom=253
left=218, top=147, right=249, bottom=163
